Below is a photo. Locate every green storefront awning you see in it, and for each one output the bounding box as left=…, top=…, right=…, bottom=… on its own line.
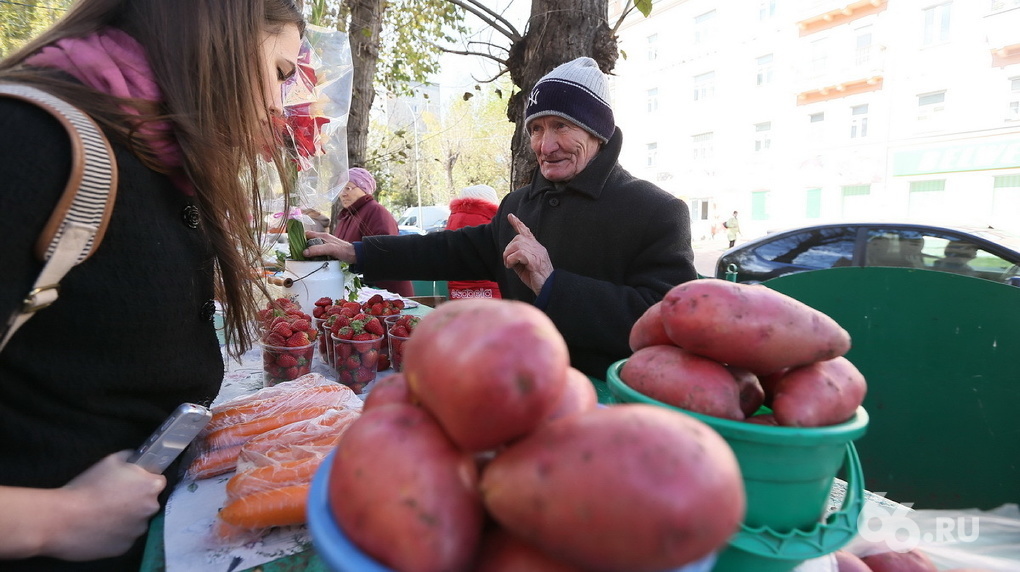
left=893, top=138, right=1020, bottom=175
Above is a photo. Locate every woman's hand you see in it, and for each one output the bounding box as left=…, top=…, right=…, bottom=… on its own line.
left=0, top=451, right=165, bottom=561
left=304, top=231, right=357, bottom=263
left=503, top=214, right=553, bottom=295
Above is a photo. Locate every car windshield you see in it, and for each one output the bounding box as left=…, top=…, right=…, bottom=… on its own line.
left=754, top=227, right=856, bottom=267
left=967, top=227, right=1020, bottom=252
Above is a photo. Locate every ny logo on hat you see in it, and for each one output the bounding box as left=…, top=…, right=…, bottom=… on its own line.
left=527, top=89, right=540, bottom=107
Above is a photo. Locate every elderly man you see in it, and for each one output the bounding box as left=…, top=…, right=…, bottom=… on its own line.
left=305, top=56, right=697, bottom=379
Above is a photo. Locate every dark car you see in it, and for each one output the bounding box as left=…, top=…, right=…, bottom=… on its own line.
left=716, top=222, right=1020, bottom=286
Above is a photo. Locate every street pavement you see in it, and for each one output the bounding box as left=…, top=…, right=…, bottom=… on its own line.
left=692, top=238, right=728, bottom=278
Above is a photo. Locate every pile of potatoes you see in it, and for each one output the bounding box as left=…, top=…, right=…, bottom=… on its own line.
left=326, top=298, right=746, bottom=572
left=623, top=279, right=867, bottom=427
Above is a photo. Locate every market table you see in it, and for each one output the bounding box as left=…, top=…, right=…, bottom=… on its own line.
left=140, top=296, right=431, bottom=572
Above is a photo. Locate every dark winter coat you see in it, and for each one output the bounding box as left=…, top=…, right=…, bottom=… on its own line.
left=355, top=128, right=697, bottom=378
left=0, top=96, right=223, bottom=571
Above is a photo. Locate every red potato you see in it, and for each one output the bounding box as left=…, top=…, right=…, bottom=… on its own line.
left=542, top=367, right=599, bottom=424
left=328, top=403, right=484, bottom=572
left=660, top=279, right=851, bottom=375
left=834, top=550, right=872, bottom=572
left=480, top=404, right=745, bottom=572
left=473, top=526, right=586, bottom=572
left=361, top=372, right=413, bottom=411
left=620, top=345, right=745, bottom=420
left=758, top=367, right=788, bottom=407
left=771, top=356, right=867, bottom=427
left=403, top=299, right=569, bottom=452
left=727, top=365, right=765, bottom=417
left=861, top=548, right=937, bottom=572
left=628, top=301, right=671, bottom=351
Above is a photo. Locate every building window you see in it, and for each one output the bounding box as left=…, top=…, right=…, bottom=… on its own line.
left=754, top=122, right=772, bottom=152
left=917, top=91, right=946, bottom=124
left=691, top=199, right=710, bottom=221
left=855, top=26, right=873, bottom=66
left=693, top=71, right=716, bottom=101
left=647, top=33, right=659, bottom=61
left=646, top=88, right=659, bottom=113
left=810, top=38, right=829, bottom=75
left=692, top=132, right=714, bottom=161
left=806, top=188, right=822, bottom=218
left=646, top=142, right=658, bottom=168
left=850, top=104, right=869, bottom=139
left=922, top=2, right=952, bottom=46
left=759, top=0, right=777, bottom=21
left=756, top=54, right=774, bottom=86
left=809, top=112, right=825, bottom=140
left=694, top=10, right=717, bottom=45
left=1008, top=77, right=1020, bottom=121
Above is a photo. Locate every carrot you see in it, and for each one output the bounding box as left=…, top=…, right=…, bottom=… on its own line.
left=186, top=443, right=243, bottom=480
left=204, top=384, right=348, bottom=434
left=203, top=404, right=335, bottom=450
left=218, top=484, right=311, bottom=530
left=237, top=408, right=358, bottom=460
left=226, top=456, right=322, bottom=500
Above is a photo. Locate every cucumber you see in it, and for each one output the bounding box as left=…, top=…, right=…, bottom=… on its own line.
left=287, top=218, right=307, bottom=261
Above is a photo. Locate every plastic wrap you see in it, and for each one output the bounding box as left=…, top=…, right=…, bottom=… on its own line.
left=185, top=373, right=361, bottom=480
left=266, top=25, right=353, bottom=235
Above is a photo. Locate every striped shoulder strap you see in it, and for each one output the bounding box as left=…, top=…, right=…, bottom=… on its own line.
left=0, top=83, right=118, bottom=351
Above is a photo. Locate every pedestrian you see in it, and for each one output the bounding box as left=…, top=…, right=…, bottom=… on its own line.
left=331, top=167, right=413, bottom=297
left=306, top=56, right=697, bottom=379
left=726, top=210, right=741, bottom=248
left=0, top=1, right=305, bottom=568
left=445, top=184, right=503, bottom=300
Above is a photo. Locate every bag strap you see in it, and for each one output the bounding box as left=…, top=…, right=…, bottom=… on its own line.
left=0, top=83, right=118, bottom=350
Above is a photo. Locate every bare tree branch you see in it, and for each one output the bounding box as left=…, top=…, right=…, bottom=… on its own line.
left=611, top=1, right=638, bottom=35
left=445, top=0, right=522, bottom=42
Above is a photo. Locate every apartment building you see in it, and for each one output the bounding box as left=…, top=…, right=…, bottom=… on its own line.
left=609, top=0, right=1020, bottom=239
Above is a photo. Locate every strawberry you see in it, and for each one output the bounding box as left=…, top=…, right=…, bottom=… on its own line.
left=270, top=321, right=293, bottom=338
left=355, top=367, right=376, bottom=384
left=335, top=326, right=354, bottom=340
left=283, top=366, right=300, bottom=380
left=344, top=354, right=361, bottom=370
left=312, top=306, right=326, bottom=318
left=291, top=318, right=311, bottom=333
left=360, top=348, right=379, bottom=369
left=276, top=354, right=298, bottom=368
left=389, top=325, right=410, bottom=338
left=315, top=296, right=333, bottom=307
left=341, top=301, right=362, bottom=313
left=376, top=354, right=390, bottom=372
left=286, top=331, right=310, bottom=347
left=352, top=332, right=377, bottom=341
left=263, top=332, right=287, bottom=347
left=326, top=306, right=344, bottom=316
left=364, top=294, right=384, bottom=307
left=364, top=318, right=384, bottom=336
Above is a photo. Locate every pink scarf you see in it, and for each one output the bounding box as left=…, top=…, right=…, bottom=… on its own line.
left=26, top=28, right=193, bottom=194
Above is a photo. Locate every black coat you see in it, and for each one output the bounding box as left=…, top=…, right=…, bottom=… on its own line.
left=358, top=128, right=697, bottom=378
left=0, top=96, right=223, bottom=571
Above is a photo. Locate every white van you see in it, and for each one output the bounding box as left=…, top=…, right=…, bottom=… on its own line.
left=397, top=205, right=450, bottom=234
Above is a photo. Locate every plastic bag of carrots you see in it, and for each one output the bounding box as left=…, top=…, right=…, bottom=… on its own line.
left=186, top=373, right=362, bottom=480
left=216, top=407, right=361, bottom=538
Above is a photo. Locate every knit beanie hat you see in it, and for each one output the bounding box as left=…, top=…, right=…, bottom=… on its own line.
left=524, top=57, right=615, bottom=143
left=459, top=184, right=498, bottom=205
left=347, top=167, right=377, bottom=195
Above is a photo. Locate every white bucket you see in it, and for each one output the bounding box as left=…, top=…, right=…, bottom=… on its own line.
left=274, top=259, right=352, bottom=312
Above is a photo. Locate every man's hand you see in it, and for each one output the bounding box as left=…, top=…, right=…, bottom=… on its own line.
left=503, top=214, right=553, bottom=294
left=304, top=231, right=357, bottom=263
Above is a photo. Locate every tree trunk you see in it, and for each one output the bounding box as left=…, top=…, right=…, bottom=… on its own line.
left=504, top=0, right=618, bottom=190
left=345, top=0, right=386, bottom=169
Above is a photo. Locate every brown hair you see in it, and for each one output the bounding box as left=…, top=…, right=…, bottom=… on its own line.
left=0, top=0, right=305, bottom=359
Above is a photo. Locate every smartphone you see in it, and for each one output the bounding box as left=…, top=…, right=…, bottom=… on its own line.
left=127, top=403, right=212, bottom=474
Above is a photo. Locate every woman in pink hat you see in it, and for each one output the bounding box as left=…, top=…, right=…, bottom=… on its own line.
left=332, top=167, right=413, bottom=297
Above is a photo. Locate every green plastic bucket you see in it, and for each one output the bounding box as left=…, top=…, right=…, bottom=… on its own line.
left=606, top=359, right=868, bottom=533
left=714, top=444, right=864, bottom=572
